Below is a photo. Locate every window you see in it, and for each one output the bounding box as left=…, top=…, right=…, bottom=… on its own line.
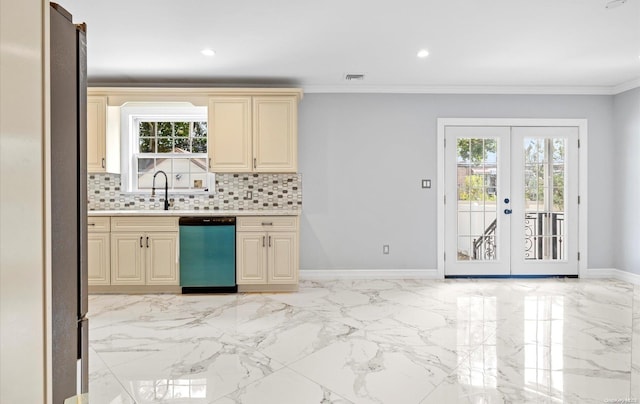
left=118, top=104, right=212, bottom=193
left=135, top=120, right=208, bottom=191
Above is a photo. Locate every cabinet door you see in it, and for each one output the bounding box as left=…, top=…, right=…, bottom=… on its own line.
left=110, top=233, right=144, bottom=285
left=146, top=232, right=178, bottom=285
left=87, top=95, right=107, bottom=173
left=253, top=96, right=297, bottom=172
left=267, top=232, right=298, bottom=284
left=208, top=96, right=252, bottom=172
left=88, top=233, right=110, bottom=285
left=236, top=232, right=267, bottom=284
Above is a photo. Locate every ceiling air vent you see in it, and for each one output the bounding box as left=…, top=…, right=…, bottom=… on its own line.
left=345, top=73, right=365, bottom=81
left=605, top=0, right=626, bottom=8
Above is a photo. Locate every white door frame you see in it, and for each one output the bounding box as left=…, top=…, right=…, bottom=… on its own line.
left=436, top=118, right=588, bottom=278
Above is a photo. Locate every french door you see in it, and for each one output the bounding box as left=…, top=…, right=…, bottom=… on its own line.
left=443, top=125, right=579, bottom=276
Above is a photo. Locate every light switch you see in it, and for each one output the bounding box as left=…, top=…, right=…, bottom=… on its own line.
left=422, top=179, right=431, bottom=189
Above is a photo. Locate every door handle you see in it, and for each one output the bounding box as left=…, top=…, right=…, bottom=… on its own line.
left=101, top=158, right=105, bottom=168
left=254, top=158, right=257, bottom=169
left=268, top=236, right=272, bottom=247
left=139, top=236, right=143, bottom=247
left=262, top=236, right=265, bottom=247
left=504, top=209, right=512, bottom=214
left=146, top=236, right=149, bottom=248
left=504, top=198, right=510, bottom=204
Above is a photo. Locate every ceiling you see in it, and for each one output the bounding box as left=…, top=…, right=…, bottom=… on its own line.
left=58, top=0, right=640, bottom=94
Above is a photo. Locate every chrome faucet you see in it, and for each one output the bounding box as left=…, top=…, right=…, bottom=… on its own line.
left=151, top=170, right=169, bottom=210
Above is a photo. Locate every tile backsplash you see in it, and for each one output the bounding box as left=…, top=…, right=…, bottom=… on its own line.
left=88, top=173, right=302, bottom=211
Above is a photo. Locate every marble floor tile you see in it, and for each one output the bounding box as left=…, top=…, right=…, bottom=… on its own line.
left=89, top=279, right=640, bottom=404
left=212, top=368, right=353, bottom=404
left=88, top=347, right=136, bottom=404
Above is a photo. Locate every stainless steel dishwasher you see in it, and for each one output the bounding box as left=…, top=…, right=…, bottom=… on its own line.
left=179, top=217, right=237, bottom=293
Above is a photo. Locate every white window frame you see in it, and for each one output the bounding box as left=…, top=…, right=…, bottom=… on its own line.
left=119, top=104, right=213, bottom=193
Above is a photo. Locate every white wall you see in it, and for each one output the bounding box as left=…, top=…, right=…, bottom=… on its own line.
left=0, top=0, right=49, bottom=403
left=298, top=93, right=615, bottom=271
left=614, top=87, right=640, bottom=275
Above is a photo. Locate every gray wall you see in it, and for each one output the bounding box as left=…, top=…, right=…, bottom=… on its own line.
left=614, top=88, right=640, bottom=275
left=298, top=93, right=615, bottom=270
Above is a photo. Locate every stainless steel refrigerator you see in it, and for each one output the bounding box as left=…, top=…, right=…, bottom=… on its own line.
left=50, top=3, right=88, bottom=402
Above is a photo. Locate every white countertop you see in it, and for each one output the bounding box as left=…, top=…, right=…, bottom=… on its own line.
left=88, top=209, right=301, bottom=217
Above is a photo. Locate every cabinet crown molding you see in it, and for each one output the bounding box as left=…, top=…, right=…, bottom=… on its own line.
left=88, top=87, right=304, bottom=107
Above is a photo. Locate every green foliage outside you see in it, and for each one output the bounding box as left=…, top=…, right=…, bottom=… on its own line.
left=524, top=139, right=565, bottom=210
left=459, top=175, right=496, bottom=201
left=138, top=121, right=208, bottom=154
left=457, top=138, right=496, bottom=164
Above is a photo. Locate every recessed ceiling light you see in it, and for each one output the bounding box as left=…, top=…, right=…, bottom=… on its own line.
left=417, top=49, right=430, bottom=58
left=605, top=0, right=626, bottom=9
left=200, top=48, right=216, bottom=57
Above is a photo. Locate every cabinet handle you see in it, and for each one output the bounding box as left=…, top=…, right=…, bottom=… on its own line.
left=261, top=222, right=273, bottom=226
left=139, top=237, right=143, bottom=248
left=146, top=236, right=149, bottom=248
left=268, top=236, right=271, bottom=247
left=88, top=223, right=96, bottom=226
left=262, top=236, right=265, bottom=247
left=253, top=158, right=257, bottom=169
left=208, top=159, right=211, bottom=169
left=101, top=158, right=105, bottom=168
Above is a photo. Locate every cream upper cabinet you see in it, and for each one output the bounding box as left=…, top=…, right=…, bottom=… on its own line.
left=208, top=96, right=252, bottom=172
left=253, top=96, right=297, bottom=172
left=208, top=94, right=298, bottom=173
left=87, top=95, right=107, bottom=173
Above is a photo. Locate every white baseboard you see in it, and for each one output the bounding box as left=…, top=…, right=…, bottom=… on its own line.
left=611, top=269, right=640, bottom=286
left=581, top=268, right=640, bottom=285
left=300, top=268, right=640, bottom=285
left=580, top=268, right=618, bottom=279
left=299, top=269, right=441, bottom=280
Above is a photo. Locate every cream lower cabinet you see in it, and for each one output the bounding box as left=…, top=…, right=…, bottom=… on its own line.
left=110, top=232, right=178, bottom=285
left=110, top=217, right=179, bottom=286
left=88, top=217, right=111, bottom=285
left=236, top=216, right=299, bottom=286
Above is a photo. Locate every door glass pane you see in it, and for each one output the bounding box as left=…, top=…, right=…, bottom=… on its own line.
left=523, top=138, right=566, bottom=261
left=456, top=137, right=498, bottom=261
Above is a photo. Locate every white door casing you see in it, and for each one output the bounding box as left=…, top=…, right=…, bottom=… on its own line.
left=437, top=119, right=587, bottom=278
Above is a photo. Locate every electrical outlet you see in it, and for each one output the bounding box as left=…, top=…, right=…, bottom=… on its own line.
left=421, top=179, right=431, bottom=189
left=246, top=190, right=253, bottom=200
left=383, top=245, right=390, bottom=255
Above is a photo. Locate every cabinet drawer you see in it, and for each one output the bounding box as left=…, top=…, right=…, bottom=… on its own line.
left=88, top=216, right=110, bottom=232
left=110, top=216, right=179, bottom=232
left=236, top=216, right=298, bottom=232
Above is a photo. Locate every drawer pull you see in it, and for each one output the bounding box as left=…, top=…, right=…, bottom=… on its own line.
left=262, top=222, right=273, bottom=226
left=88, top=223, right=96, bottom=226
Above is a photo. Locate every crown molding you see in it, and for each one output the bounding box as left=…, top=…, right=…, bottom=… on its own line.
left=613, top=78, right=640, bottom=95
left=303, top=82, right=640, bottom=95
